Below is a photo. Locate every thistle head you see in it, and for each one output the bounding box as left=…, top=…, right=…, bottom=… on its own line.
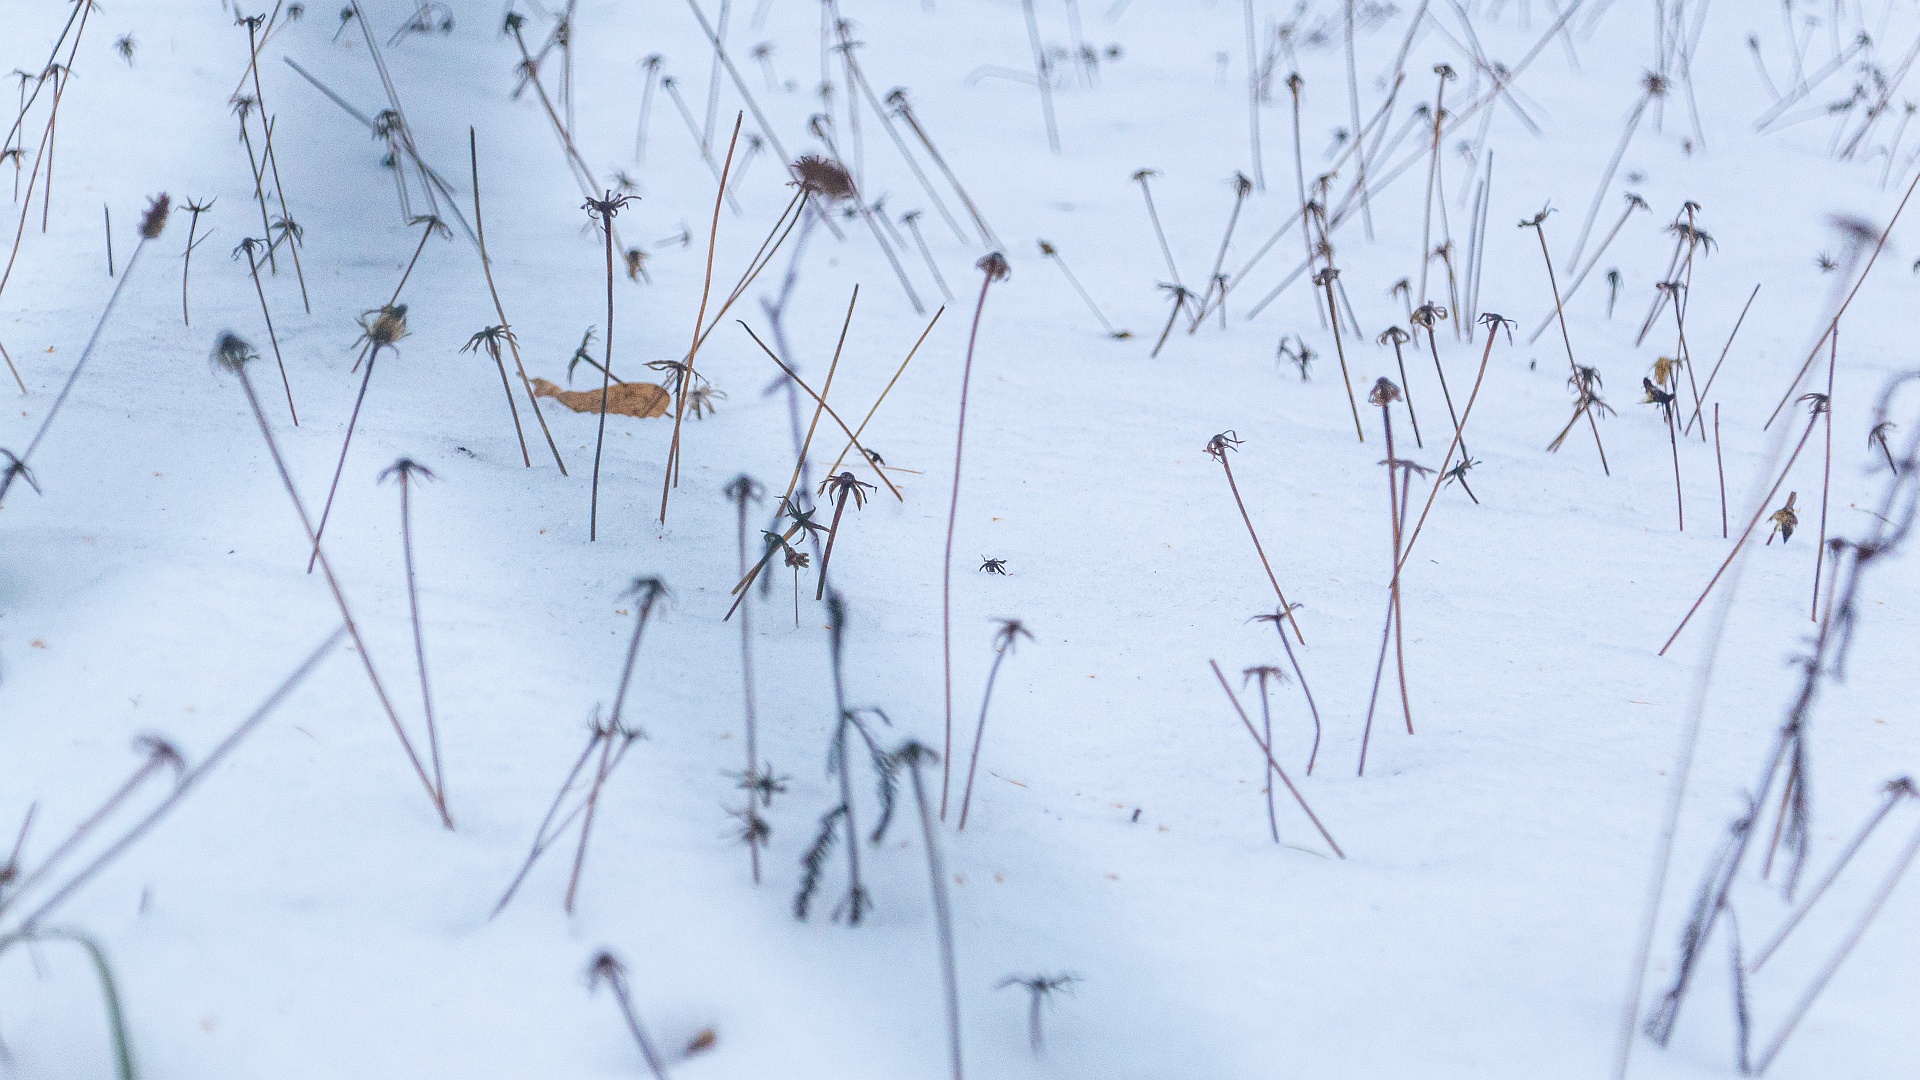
left=360, top=304, right=409, bottom=348
left=792, top=154, right=855, bottom=200
left=139, top=194, right=171, bottom=238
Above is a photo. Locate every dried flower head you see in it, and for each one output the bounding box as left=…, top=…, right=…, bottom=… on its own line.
left=139, top=194, right=171, bottom=239
left=1368, top=377, right=1403, bottom=406
left=358, top=304, right=409, bottom=349
left=212, top=332, right=258, bottom=373
left=792, top=154, right=855, bottom=200
left=978, top=252, right=1011, bottom=281
left=1204, top=430, right=1244, bottom=460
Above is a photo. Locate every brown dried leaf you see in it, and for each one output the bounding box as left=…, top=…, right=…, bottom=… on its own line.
left=532, top=377, right=670, bottom=418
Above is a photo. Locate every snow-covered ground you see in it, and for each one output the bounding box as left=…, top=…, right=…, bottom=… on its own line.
left=3, top=0, right=1919, bottom=1076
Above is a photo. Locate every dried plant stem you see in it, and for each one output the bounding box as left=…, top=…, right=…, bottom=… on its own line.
left=11, top=626, right=347, bottom=933
left=730, top=480, right=765, bottom=884
left=1042, top=243, right=1117, bottom=335
left=237, top=244, right=298, bottom=425
left=1809, top=336, right=1838, bottom=621
left=1568, top=84, right=1655, bottom=271
left=834, top=30, right=969, bottom=244
left=1208, top=661, right=1344, bottom=859
left=390, top=463, right=444, bottom=809
left=1243, top=0, right=1264, bottom=189
left=471, top=130, right=561, bottom=471
left=242, top=15, right=310, bottom=313
left=1684, top=284, right=1760, bottom=436
left=1134, top=172, right=1181, bottom=287
left=1663, top=376, right=1685, bottom=530
left=1419, top=321, right=1466, bottom=456
left=0, top=232, right=157, bottom=507
left=1763, top=169, right=1920, bottom=430
left=904, top=213, right=954, bottom=300
left=660, top=116, right=743, bottom=521
left=1526, top=216, right=1609, bottom=473
left=824, top=308, right=945, bottom=476
left=890, top=92, right=999, bottom=248
left=1321, top=274, right=1365, bottom=441
left=1417, top=68, right=1450, bottom=307
left=1529, top=193, right=1643, bottom=346
left=1394, top=321, right=1502, bottom=574
left=1748, top=781, right=1915, bottom=973
left=1021, top=0, right=1060, bottom=152
left=957, top=642, right=1016, bottom=831
left=491, top=726, right=608, bottom=917
left=1754, top=815, right=1920, bottom=1074
left=588, top=955, right=673, bottom=1080
left=944, top=261, right=1006, bottom=818
left=586, top=190, right=633, bottom=541
left=228, top=361, right=448, bottom=827
left=898, top=747, right=963, bottom=1080
left=1715, top=403, right=1728, bottom=538
left=1212, top=449, right=1306, bottom=645
left=1658, top=410, right=1823, bottom=655
left=1288, top=76, right=1328, bottom=327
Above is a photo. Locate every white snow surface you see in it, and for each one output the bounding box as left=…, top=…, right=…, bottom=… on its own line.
left=2, top=0, right=1919, bottom=1077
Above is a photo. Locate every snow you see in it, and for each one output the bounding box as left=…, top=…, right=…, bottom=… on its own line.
left=3, top=0, right=1919, bottom=1077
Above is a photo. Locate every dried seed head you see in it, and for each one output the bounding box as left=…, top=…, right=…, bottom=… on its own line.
left=1642, top=71, right=1670, bottom=97
left=1204, top=430, right=1244, bottom=460
left=1651, top=356, right=1683, bottom=386
left=792, top=155, right=855, bottom=200
left=362, top=304, right=409, bottom=348
left=139, top=194, right=171, bottom=238
left=212, top=332, right=258, bottom=373
left=1368, top=377, right=1403, bottom=406
left=977, top=252, right=1011, bottom=281
left=1037, top=239, right=1057, bottom=256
